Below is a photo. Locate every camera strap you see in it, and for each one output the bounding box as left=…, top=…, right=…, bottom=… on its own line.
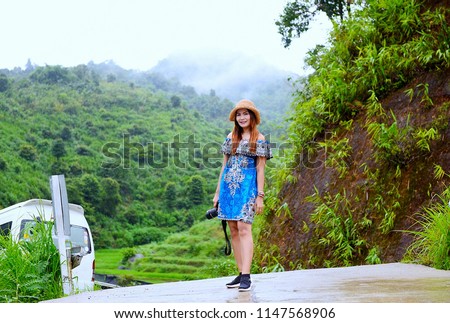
left=222, top=220, right=232, bottom=256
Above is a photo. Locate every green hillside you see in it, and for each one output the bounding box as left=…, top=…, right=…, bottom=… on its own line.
left=257, top=0, right=450, bottom=271
left=0, top=64, right=234, bottom=249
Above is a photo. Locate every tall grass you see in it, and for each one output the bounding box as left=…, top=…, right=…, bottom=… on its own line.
left=0, top=220, right=63, bottom=302
left=404, top=188, right=450, bottom=270
left=304, top=187, right=370, bottom=266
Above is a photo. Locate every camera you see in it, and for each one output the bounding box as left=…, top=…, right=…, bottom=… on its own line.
left=205, top=207, right=218, bottom=219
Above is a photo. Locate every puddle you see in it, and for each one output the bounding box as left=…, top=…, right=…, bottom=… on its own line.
left=335, top=278, right=450, bottom=302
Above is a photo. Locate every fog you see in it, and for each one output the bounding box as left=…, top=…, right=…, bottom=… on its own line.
left=151, top=49, right=299, bottom=111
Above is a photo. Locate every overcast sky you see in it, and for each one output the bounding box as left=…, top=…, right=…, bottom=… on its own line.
left=1, top=0, right=331, bottom=75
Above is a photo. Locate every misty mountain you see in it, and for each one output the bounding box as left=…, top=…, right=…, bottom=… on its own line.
left=151, top=50, right=300, bottom=118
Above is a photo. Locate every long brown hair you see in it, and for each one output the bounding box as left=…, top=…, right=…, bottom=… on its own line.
left=231, top=109, right=259, bottom=154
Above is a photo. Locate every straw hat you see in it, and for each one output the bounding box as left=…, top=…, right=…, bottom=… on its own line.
left=229, top=99, right=261, bottom=125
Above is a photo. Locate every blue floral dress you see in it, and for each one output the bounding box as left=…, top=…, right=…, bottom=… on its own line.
left=218, top=138, right=273, bottom=224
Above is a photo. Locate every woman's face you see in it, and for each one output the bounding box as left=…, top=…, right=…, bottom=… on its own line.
left=235, top=108, right=251, bottom=129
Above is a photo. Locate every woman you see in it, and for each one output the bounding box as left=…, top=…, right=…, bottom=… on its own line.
left=213, top=99, right=272, bottom=292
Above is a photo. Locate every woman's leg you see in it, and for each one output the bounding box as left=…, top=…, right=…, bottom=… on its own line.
left=227, top=221, right=242, bottom=272
left=237, top=221, right=253, bottom=274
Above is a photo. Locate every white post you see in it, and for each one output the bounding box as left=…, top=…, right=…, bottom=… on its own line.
left=50, top=174, right=73, bottom=295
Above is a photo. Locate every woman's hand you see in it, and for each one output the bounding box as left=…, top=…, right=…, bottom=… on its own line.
left=255, top=196, right=264, bottom=214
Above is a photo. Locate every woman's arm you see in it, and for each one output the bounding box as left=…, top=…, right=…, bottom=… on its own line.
left=255, top=156, right=266, bottom=214
left=213, top=154, right=229, bottom=208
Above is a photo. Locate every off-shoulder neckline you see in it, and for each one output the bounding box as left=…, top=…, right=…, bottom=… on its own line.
left=224, top=138, right=268, bottom=143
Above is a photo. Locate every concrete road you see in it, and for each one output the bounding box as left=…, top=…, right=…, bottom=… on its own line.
left=45, top=263, right=450, bottom=303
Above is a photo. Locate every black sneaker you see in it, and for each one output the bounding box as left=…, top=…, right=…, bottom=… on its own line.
left=238, top=275, right=252, bottom=292
left=226, top=274, right=241, bottom=288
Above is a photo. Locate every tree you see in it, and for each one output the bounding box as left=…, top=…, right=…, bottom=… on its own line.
left=186, top=175, right=206, bottom=206
left=25, top=59, right=35, bottom=72
left=19, top=144, right=38, bottom=161
left=106, top=74, right=116, bottom=82
left=164, top=182, right=177, bottom=209
left=30, top=65, right=72, bottom=85
left=60, top=127, right=72, bottom=141
left=51, top=139, right=66, bottom=159
left=73, top=64, right=89, bottom=80
left=100, top=177, right=121, bottom=216
left=171, top=95, right=181, bottom=108
left=0, top=74, right=10, bottom=92
left=276, top=0, right=360, bottom=48
left=0, top=157, right=7, bottom=171
left=80, top=174, right=102, bottom=206
left=51, top=160, right=69, bottom=175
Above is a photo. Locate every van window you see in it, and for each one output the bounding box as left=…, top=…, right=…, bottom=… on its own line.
left=19, top=219, right=42, bottom=241
left=0, top=221, right=12, bottom=236
left=19, top=220, right=92, bottom=254
left=71, top=225, right=92, bottom=254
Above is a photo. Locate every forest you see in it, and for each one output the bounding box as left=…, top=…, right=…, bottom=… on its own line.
left=0, top=59, right=293, bottom=249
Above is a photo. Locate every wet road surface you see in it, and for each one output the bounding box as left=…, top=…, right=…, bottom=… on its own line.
left=45, top=263, right=450, bottom=303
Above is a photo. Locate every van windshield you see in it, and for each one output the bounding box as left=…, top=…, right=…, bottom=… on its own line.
left=19, top=220, right=92, bottom=254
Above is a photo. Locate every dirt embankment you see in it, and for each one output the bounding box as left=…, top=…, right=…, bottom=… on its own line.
left=260, top=66, right=450, bottom=269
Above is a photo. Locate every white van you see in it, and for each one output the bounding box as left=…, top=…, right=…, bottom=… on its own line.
left=0, top=199, right=95, bottom=291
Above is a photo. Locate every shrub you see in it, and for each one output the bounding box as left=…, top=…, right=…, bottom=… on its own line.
left=0, top=220, right=62, bottom=302
left=404, top=188, right=450, bottom=270
left=19, top=144, right=38, bottom=161
left=0, top=157, right=7, bottom=171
